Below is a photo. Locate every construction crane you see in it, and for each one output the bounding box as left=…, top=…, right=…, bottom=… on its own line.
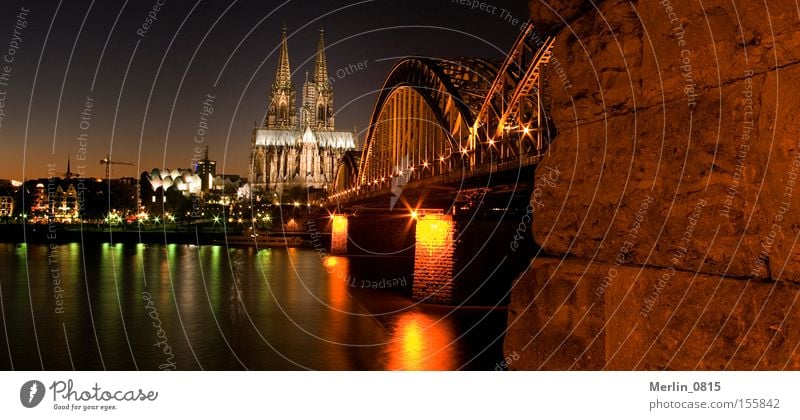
left=99, top=154, right=133, bottom=180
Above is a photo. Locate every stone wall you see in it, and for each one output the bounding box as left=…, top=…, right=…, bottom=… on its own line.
left=506, top=258, right=800, bottom=369
left=531, top=0, right=800, bottom=280
left=413, top=217, right=538, bottom=305
left=507, top=0, right=800, bottom=369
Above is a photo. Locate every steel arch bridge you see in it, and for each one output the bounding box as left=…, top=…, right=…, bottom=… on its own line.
left=329, top=23, right=555, bottom=205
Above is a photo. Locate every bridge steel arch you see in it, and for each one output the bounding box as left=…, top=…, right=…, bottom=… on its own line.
left=356, top=57, right=500, bottom=190
left=333, top=150, right=360, bottom=194
left=331, top=24, right=555, bottom=201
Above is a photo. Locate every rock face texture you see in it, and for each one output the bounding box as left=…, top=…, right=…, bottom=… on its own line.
left=506, top=0, right=800, bottom=369
left=506, top=258, right=800, bottom=370
left=531, top=0, right=800, bottom=280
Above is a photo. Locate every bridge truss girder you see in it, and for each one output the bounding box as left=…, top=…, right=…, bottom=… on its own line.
left=358, top=57, right=479, bottom=188
left=471, top=23, right=556, bottom=167
left=331, top=22, right=555, bottom=203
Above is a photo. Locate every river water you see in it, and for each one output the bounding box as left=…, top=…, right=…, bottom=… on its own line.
left=0, top=243, right=507, bottom=370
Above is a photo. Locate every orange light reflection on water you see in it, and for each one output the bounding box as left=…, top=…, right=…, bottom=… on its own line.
left=386, top=311, right=456, bottom=370
left=324, top=256, right=349, bottom=310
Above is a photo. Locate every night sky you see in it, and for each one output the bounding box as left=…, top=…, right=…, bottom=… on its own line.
left=0, top=0, right=529, bottom=180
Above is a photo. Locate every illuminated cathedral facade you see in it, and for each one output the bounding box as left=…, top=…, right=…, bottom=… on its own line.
left=248, top=27, right=356, bottom=192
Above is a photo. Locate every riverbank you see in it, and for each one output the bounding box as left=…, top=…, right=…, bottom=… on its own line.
left=0, top=223, right=329, bottom=247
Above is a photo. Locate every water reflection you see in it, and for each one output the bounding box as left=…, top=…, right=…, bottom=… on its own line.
left=386, top=312, right=456, bottom=370
left=323, top=256, right=349, bottom=310
left=0, top=244, right=504, bottom=370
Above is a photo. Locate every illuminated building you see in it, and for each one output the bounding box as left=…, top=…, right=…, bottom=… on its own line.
left=248, top=27, right=355, bottom=192
left=144, top=168, right=203, bottom=196
left=0, top=196, right=13, bottom=217
left=194, top=146, right=216, bottom=194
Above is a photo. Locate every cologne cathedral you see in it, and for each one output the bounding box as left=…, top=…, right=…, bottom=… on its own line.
left=248, top=27, right=356, bottom=193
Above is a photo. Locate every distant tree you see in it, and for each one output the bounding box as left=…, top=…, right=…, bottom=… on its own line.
left=280, top=185, right=308, bottom=204
left=164, top=188, right=192, bottom=218
left=110, top=183, right=137, bottom=213
left=139, top=172, right=154, bottom=208
left=81, top=181, right=110, bottom=220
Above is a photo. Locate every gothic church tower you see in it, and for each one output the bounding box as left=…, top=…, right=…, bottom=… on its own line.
left=249, top=26, right=354, bottom=192
left=266, top=26, right=296, bottom=128
left=302, top=28, right=334, bottom=130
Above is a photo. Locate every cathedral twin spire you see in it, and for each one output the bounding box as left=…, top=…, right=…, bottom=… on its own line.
left=265, top=26, right=333, bottom=130
left=265, top=25, right=295, bottom=128
left=275, top=25, right=292, bottom=91
left=313, top=28, right=329, bottom=90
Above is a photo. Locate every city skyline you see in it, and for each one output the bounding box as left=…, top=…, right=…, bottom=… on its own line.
left=0, top=0, right=529, bottom=180
left=3, top=1, right=800, bottom=415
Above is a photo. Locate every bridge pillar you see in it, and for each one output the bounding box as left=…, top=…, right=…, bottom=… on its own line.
left=345, top=213, right=416, bottom=257
left=330, top=214, right=348, bottom=254
left=412, top=214, right=456, bottom=304
left=410, top=213, right=538, bottom=306
left=332, top=208, right=536, bottom=306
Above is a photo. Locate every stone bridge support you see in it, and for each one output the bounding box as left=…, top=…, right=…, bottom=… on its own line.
left=510, top=0, right=800, bottom=369
left=412, top=213, right=537, bottom=306
left=332, top=209, right=537, bottom=306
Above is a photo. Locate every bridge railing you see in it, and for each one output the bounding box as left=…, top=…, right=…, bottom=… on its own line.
left=328, top=150, right=544, bottom=205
